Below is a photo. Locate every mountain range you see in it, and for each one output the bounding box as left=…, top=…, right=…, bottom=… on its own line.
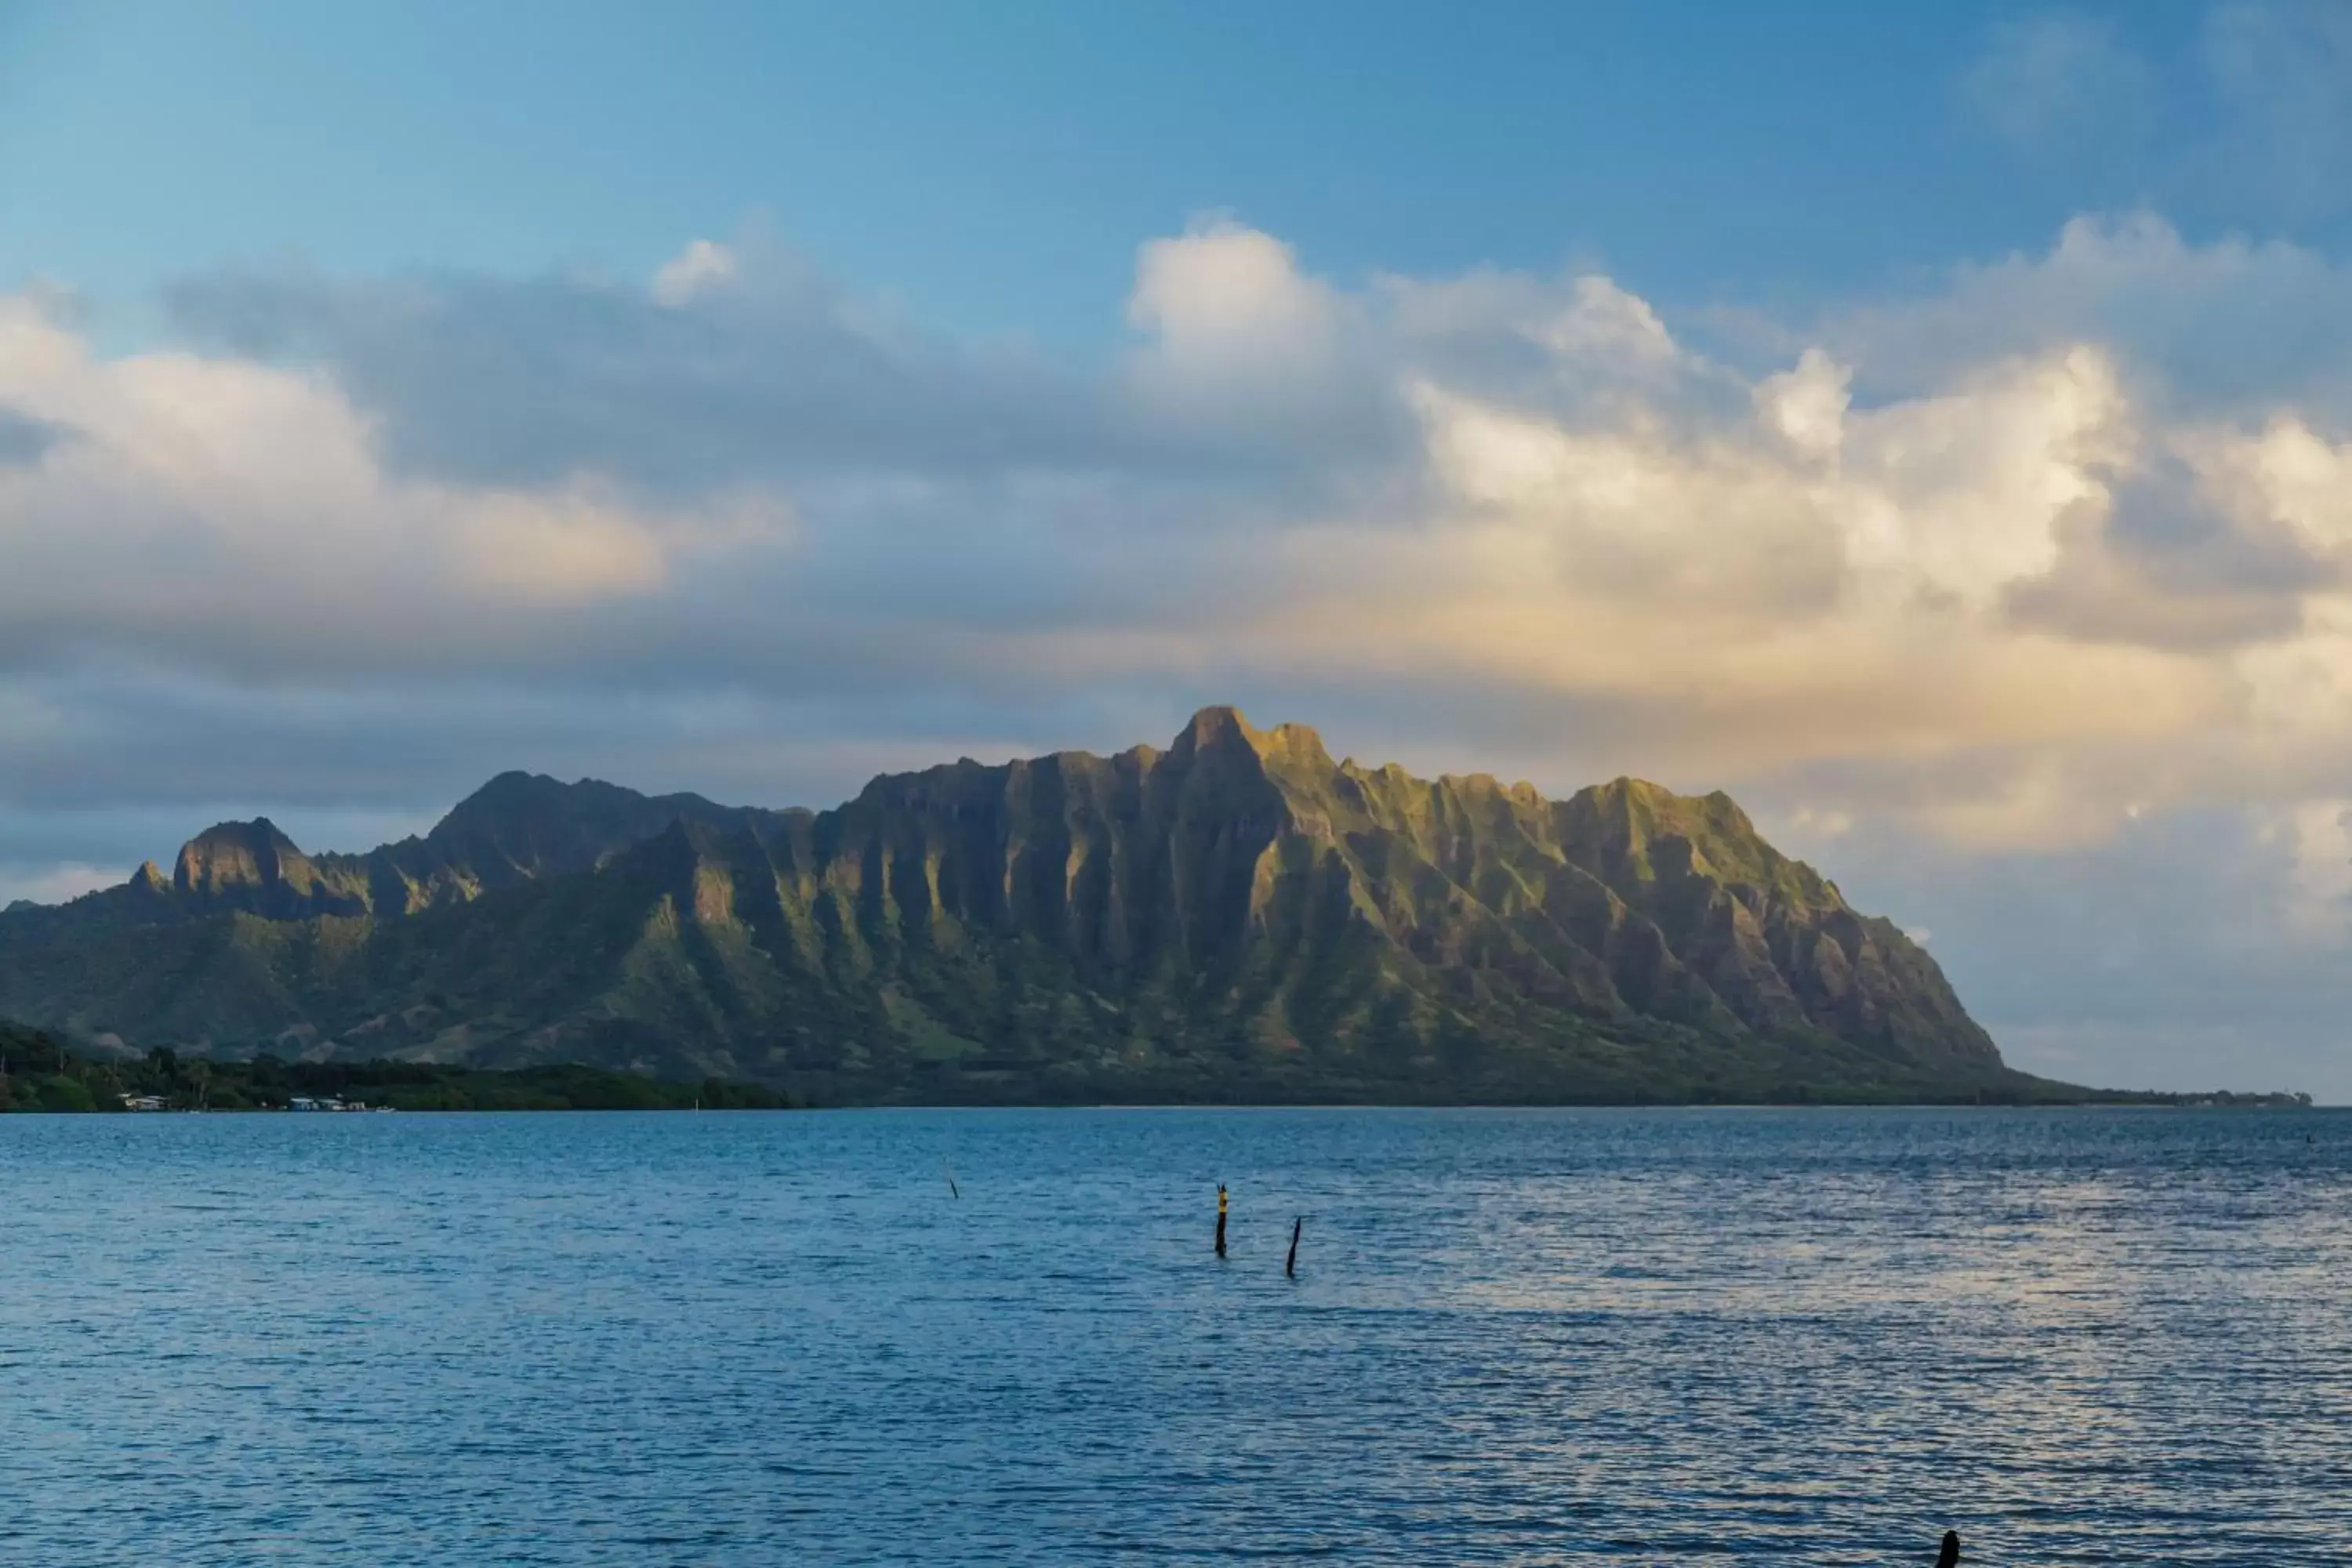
left=0, top=707, right=2085, bottom=1104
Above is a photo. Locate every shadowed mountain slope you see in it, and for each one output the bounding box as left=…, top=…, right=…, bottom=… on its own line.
left=34, top=774, right=795, bottom=930
left=0, top=709, right=2051, bottom=1104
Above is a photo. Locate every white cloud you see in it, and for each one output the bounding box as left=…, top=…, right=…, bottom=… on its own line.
left=2186, top=413, right=2352, bottom=557
left=1534, top=276, right=1680, bottom=371
left=1127, top=218, right=1340, bottom=376
left=1230, top=328, right=2219, bottom=840
left=1756, top=348, right=1849, bottom=459
left=1825, top=213, right=2352, bottom=416
left=1838, top=345, right=2128, bottom=607
left=0, top=292, right=791, bottom=664
left=1120, top=219, right=1367, bottom=446
left=652, top=239, right=739, bottom=307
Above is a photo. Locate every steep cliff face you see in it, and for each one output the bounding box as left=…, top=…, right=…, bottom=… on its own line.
left=703, top=708, right=1995, bottom=1078
left=170, top=820, right=363, bottom=919
left=0, top=709, right=2016, bottom=1102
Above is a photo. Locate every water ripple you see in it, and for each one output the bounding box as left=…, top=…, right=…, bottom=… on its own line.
left=2, top=1107, right=2347, bottom=1563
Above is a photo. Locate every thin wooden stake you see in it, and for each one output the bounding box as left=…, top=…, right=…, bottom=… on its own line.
left=942, top=1156, right=959, bottom=1200
left=1285, top=1217, right=1301, bottom=1278
left=1214, top=1184, right=1228, bottom=1258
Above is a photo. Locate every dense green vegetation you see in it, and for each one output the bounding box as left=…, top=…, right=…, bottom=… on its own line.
left=0, top=708, right=2306, bottom=1105
left=0, top=1022, right=791, bottom=1112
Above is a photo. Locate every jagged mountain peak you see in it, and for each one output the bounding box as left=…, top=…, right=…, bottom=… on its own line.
left=412, top=771, right=769, bottom=895
left=433, top=771, right=677, bottom=839
left=1559, top=778, right=1817, bottom=895
left=1566, top=777, right=1783, bottom=848
left=1179, top=703, right=1258, bottom=745
left=1168, top=705, right=1331, bottom=765
left=181, top=815, right=303, bottom=855
left=0, top=710, right=2010, bottom=1104
left=440, top=768, right=563, bottom=813
left=173, top=818, right=310, bottom=893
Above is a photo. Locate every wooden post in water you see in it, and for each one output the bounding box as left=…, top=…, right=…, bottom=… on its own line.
left=1285, top=1217, right=1301, bottom=1278
left=1936, top=1529, right=1961, bottom=1566
left=1214, top=1184, right=1228, bottom=1258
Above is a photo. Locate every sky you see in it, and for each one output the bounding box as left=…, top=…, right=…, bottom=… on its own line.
left=6, top=0, right=2352, bottom=1096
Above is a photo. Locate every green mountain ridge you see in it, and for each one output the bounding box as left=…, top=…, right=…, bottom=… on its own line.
left=0, top=707, right=2077, bottom=1104
left=77, top=773, right=792, bottom=926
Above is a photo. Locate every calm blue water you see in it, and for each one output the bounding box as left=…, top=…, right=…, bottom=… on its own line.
left=3, top=1109, right=2348, bottom=1565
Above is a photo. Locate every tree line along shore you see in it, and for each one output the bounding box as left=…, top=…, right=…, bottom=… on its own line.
left=0, top=1024, right=793, bottom=1113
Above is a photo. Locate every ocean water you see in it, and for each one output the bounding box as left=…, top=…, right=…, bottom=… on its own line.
left=2, top=1108, right=2347, bottom=1566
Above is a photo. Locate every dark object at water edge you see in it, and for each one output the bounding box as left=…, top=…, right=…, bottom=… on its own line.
left=1937, top=1528, right=1961, bottom=1566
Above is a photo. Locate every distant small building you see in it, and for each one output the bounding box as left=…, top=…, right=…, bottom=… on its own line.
left=120, top=1094, right=167, bottom=1112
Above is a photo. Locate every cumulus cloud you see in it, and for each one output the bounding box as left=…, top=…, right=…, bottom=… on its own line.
left=1826, top=214, right=2352, bottom=416
left=12, top=211, right=2352, bottom=1092
left=0, top=294, right=793, bottom=677
left=1127, top=220, right=1341, bottom=381
left=651, top=238, right=740, bottom=307
left=1756, top=349, right=1849, bottom=459
left=2188, top=413, right=2352, bottom=559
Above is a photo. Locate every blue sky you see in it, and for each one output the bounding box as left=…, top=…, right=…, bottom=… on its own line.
left=2, top=1, right=2301, bottom=343
left=7, top=1, right=2352, bottom=1097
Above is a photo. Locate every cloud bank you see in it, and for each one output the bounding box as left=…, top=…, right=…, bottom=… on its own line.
left=7, top=211, right=2352, bottom=1092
